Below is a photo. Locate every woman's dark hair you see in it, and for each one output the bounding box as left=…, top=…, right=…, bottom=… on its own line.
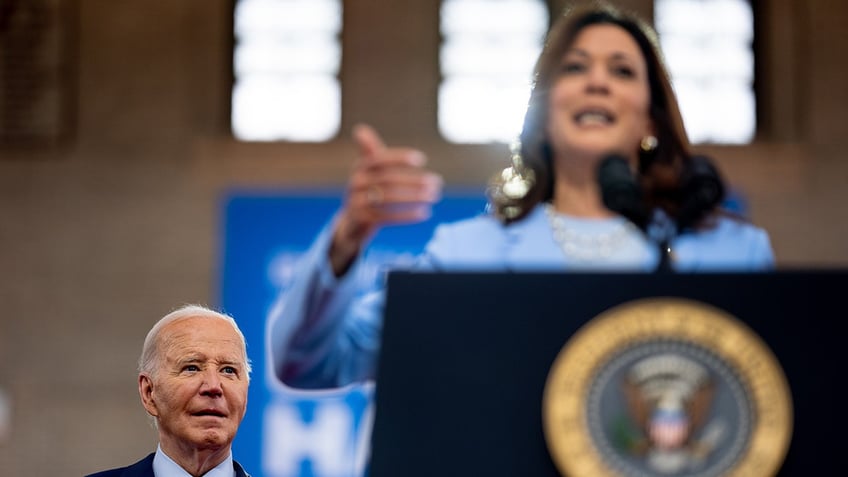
left=498, top=1, right=709, bottom=226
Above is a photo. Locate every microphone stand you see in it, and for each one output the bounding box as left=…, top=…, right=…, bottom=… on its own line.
left=649, top=215, right=677, bottom=274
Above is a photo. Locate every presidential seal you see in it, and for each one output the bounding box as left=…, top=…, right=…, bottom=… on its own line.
left=543, top=298, right=792, bottom=477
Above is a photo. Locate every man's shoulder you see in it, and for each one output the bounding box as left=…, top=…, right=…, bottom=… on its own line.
left=84, top=453, right=154, bottom=477
left=85, top=470, right=126, bottom=477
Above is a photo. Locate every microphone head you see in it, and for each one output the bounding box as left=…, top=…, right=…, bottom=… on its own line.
left=597, top=154, right=650, bottom=230
left=677, top=155, right=726, bottom=230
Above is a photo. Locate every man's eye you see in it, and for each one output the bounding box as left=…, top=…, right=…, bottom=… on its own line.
left=183, top=365, right=200, bottom=372
left=222, top=366, right=237, bottom=375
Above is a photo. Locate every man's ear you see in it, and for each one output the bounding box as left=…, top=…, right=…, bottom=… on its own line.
left=138, top=373, right=158, bottom=418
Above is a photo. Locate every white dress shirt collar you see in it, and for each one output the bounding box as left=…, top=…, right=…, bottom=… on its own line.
left=153, top=444, right=235, bottom=477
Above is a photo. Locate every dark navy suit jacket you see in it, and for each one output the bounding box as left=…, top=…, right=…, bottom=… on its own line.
left=85, top=452, right=250, bottom=477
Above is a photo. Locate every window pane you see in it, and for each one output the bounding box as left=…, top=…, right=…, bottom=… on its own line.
left=232, top=0, right=342, bottom=142
left=439, top=0, right=549, bottom=143
left=655, top=0, right=756, bottom=144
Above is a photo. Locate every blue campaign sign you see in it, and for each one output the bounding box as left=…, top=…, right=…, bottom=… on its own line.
left=220, top=189, right=487, bottom=477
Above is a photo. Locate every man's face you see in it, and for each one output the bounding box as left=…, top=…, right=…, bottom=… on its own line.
left=139, top=316, right=249, bottom=453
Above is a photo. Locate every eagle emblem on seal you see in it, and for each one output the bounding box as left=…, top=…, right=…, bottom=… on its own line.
left=617, top=353, right=725, bottom=474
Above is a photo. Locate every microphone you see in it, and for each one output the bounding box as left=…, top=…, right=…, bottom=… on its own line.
left=676, top=155, right=725, bottom=232
left=597, top=154, right=671, bottom=273
left=597, top=154, right=650, bottom=231
left=597, top=153, right=727, bottom=273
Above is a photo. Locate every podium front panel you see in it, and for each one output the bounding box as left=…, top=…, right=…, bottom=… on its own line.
left=369, top=271, right=846, bottom=476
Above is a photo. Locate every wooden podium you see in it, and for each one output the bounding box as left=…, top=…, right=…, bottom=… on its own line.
left=368, top=270, right=846, bottom=476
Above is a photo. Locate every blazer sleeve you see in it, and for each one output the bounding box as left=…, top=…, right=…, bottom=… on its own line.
left=267, top=214, right=384, bottom=389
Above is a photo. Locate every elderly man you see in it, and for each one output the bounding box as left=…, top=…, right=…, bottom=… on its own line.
left=87, top=305, right=252, bottom=477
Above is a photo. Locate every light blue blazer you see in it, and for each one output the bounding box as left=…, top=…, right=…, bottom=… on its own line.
left=269, top=206, right=774, bottom=389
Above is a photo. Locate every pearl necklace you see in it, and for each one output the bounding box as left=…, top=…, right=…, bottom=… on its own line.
left=544, top=204, right=640, bottom=262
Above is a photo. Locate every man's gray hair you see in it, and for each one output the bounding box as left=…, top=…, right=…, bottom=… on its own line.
left=138, top=304, right=252, bottom=382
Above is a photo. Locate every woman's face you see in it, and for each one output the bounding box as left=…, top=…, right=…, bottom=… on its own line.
left=546, top=23, right=653, bottom=162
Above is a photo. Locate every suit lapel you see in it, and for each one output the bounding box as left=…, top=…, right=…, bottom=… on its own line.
left=234, top=460, right=250, bottom=477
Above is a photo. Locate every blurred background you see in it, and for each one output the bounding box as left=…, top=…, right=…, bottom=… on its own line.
left=0, top=0, right=846, bottom=475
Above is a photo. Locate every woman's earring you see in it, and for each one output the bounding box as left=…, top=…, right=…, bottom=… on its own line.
left=640, top=135, right=658, bottom=152
left=487, top=138, right=536, bottom=221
